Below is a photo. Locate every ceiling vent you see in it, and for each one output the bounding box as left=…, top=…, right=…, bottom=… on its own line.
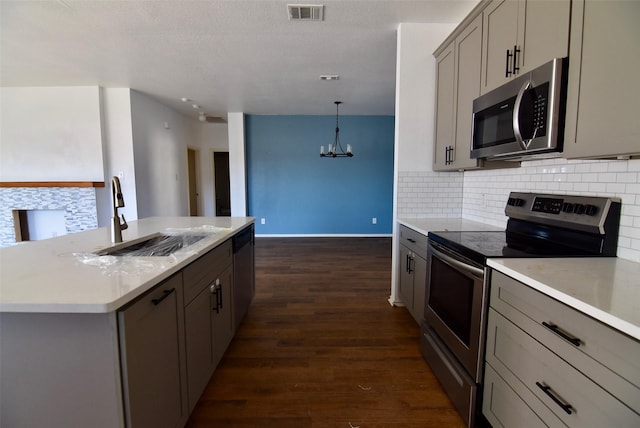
left=288, top=4, right=324, bottom=21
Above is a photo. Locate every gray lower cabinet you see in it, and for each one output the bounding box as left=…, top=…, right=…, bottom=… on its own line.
left=398, top=225, right=427, bottom=324
left=484, top=270, right=640, bottom=427
left=183, top=240, right=234, bottom=411
left=118, top=273, right=187, bottom=428
left=0, top=234, right=251, bottom=427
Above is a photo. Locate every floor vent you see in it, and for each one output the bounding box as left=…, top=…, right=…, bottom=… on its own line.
left=288, top=4, right=324, bottom=21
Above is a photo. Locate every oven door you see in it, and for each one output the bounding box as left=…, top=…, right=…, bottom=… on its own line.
left=424, top=240, right=488, bottom=381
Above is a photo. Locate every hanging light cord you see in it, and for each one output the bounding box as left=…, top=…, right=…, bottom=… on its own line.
left=333, top=101, right=347, bottom=154
left=320, top=101, right=353, bottom=157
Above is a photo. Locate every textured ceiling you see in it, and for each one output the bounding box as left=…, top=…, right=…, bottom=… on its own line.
left=1, top=0, right=477, bottom=118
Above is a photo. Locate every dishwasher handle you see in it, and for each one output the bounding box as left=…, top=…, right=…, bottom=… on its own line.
left=233, top=225, right=254, bottom=253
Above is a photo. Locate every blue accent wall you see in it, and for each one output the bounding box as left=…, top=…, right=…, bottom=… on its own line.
left=246, top=115, right=394, bottom=235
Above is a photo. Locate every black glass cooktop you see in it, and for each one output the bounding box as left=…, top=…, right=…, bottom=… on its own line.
left=428, top=230, right=595, bottom=265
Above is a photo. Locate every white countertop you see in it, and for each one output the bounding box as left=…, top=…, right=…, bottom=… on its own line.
left=488, top=258, right=640, bottom=341
left=397, top=218, right=503, bottom=236
left=0, top=217, right=255, bottom=314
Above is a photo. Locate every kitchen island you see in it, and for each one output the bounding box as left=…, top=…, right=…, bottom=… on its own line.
left=0, top=216, right=255, bottom=427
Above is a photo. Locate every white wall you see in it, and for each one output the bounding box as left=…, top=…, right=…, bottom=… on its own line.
left=394, top=23, right=456, bottom=173
left=96, top=88, right=139, bottom=227
left=193, top=122, right=229, bottom=217
left=0, top=87, right=104, bottom=181
left=130, top=90, right=200, bottom=218
left=227, top=112, right=247, bottom=216
left=394, top=23, right=464, bottom=220
left=390, top=23, right=457, bottom=304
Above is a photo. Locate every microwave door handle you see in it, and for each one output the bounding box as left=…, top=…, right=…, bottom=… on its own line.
left=513, top=79, right=532, bottom=150
left=429, top=244, right=484, bottom=279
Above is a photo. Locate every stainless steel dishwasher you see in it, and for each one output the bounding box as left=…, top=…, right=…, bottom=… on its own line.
left=233, top=224, right=255, bottom=330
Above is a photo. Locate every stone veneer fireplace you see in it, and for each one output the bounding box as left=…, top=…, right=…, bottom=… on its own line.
left=0, top=187, right=98, bottom=247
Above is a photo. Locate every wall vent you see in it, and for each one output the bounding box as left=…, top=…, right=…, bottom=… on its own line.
left=288, top=4, right=324, bottom=21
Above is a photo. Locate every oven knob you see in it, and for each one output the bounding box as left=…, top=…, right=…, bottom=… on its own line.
left=562, top=202, right=574, bottom=213
left=574, top=204, right=586, bottom=215
left=585, top=204, right=598, bottom=216
left=507, top=197, right=515, bottom=206
left=514, top=198, right=525, bottom=207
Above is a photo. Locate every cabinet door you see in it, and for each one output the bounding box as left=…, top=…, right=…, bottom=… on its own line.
left=398, top=245, right=414, bottom=311
left=519, top=0, right=570, bottom=74
left=119, top=274, right=184, bottom=428
left=563, top=0, right=640, bottom=159
left=213, top=265, right=235, bottom=366
left=433, top=42, right=456, bottom=170
left=481, top=0, right=519, bottom=94
left=184, top=285, right=215, bottom=411
left=452, top=13, right=483, bottom=170
left=483, top=364, right=552, bottom=428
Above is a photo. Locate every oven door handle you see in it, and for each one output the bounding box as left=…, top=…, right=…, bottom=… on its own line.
left=429, top=244, right=484, bottom=279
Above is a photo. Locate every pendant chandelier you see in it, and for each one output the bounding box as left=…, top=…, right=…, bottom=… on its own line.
left=320, top=101, right=353, bottom=158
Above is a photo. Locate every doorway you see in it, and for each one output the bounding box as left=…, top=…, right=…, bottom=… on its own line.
left=214, top=151, right=231, bottom=216
left=187, top=148, right=199, bottom=216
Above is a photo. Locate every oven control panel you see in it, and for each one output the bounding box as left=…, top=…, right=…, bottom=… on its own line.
left=505, top=192, right=621, bottom=233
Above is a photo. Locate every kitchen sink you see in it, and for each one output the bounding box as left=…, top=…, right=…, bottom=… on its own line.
left=96, top=233, right=209, bottom=257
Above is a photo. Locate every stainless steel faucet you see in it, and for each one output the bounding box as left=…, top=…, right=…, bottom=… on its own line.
left=111, top=176, right=128, bottom=243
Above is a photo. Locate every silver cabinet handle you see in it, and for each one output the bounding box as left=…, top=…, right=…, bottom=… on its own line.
left=513, top=79, right=532, bottom=151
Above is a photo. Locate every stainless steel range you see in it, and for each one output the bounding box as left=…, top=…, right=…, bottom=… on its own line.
left=420, top=192, right=621, bottom=427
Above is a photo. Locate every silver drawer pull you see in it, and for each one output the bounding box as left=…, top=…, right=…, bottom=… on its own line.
left=536, top=381, right=573, bottom=415
left=406, top=238, right=417, bottom=244
left=542, top=322, right=581, bottom=347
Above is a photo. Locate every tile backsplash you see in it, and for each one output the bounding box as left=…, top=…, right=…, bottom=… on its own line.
left=398, top=158, right=640, bottom=262
left=397, top=171, right=463, bottom=218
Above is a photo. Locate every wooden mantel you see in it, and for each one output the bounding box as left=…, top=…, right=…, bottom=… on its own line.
left=0, top=181, right=105, bottom=188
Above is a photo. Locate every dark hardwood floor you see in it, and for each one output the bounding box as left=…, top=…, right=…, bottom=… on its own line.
left=186, top=237, right=464, bottom=427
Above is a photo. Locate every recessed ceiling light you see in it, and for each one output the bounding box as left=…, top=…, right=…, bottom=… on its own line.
left=320, top=75, right=339, bottom=81
left=192, top=104, right=200, bottom=109
left=180, top=97, right=191, bottom=103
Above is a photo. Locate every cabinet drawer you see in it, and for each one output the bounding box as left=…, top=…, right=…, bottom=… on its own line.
left=486, top=308, right=640, bottom=426
left=483, top=363, right=561, bottom=428
left=183, top=240, right=232, bottom=305
left=491, top=270, right=640, bottom=412
left=399, top=225, right=427, bottom=258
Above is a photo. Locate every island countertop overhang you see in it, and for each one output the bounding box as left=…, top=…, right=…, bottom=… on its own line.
left=0, top=216, right=255, bottom=314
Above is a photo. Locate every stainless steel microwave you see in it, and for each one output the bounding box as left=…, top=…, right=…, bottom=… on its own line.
left=471, top=57, right=568, bottom=161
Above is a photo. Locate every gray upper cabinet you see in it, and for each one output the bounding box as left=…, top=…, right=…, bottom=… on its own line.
left=481, top=0, right=570, bottom=94
left=434, top=14, right=484, bottom=171
left=433, top=42, right=456, bottom=170
left=563, top=0, right=640, bottom=159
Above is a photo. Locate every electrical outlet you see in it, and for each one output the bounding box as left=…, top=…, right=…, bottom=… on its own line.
left=261, top=218, right=266, bottom=225
left=372, top=217, right=377, bottom=224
